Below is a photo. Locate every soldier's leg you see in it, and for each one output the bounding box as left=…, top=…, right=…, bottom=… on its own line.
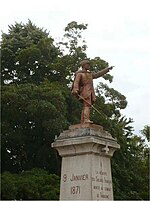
left=81, top=109, right=84, bottom=123
left=83, top=106, right=91, bottom=123
left=81, top=96, right=93, bottom=123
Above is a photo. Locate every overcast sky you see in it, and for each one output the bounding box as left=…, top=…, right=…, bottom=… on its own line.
left=1, top=0, right=150, bottom=135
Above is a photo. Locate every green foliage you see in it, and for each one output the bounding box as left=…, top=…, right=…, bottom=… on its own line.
left=90, top=57, right=113, bottom=83
left=141, top=125, right=150, bottom=142
left=1, top=172, right=18, bottom=199
left=1, top=20, right=60, bottom=84
left=56, top=21, right=89, bottom=84
left=112, top=134, right=149, bottom=200
left=63, top=21, right=88, bottom=55
left=1, top=81, right=69, bottom=173
left=1, top=168, right=60, bottom=200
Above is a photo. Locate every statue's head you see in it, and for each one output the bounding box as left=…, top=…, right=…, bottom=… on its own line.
left=80, top=60, right=90, bottom=70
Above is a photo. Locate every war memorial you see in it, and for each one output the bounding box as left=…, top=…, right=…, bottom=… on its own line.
left=52, top=60, right=120, bottom=200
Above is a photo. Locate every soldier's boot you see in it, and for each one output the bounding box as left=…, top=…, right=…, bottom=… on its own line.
left=83, top=106, right=93, bottom=124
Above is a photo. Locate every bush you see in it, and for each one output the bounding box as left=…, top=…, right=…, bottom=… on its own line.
left=1, top=168, right=60, bottom=200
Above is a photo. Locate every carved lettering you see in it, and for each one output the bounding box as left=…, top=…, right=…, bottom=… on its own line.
left=92, top=169, right=112, bottom=200
left=95, top=192, right=109, bottom=199
left=104, top=177, right=112, bottom=184
left=93, top=185, right=100, bottom=190
left=63, top=174, right=67, bottom=182
left=101, top=194, right=109, bottom=199
left=70, top=173, right=88, bottom=181
left=96, top=171, right=107, bottom=176
left=71, top=186, right=80, bottom=194
left=105, top=187, right=111, bottom=191
left=96, top=176, right=103, bottom=182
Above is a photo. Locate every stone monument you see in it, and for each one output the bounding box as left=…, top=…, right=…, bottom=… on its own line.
left=52, top=123, right=120, bottom=200
left=52, top=59, right=119, bottom=200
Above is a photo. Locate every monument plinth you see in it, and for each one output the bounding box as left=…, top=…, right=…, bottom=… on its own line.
left=52, top=123, right=120, bottom=200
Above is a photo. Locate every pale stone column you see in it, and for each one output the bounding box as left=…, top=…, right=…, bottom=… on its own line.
left=51, top=123, right=120, bottom=201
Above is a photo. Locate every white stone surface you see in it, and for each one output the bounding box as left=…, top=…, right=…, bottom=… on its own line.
left=52, top=124, right=120, bottom=200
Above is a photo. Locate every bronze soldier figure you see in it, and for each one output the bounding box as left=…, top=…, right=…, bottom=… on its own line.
left=72, top=59, right=113, bottom=123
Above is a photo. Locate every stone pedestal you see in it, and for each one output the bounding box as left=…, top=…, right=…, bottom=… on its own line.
left=51, top=123, right=120, bottom=200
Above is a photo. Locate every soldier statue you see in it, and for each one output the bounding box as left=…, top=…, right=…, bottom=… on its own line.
left=72, top=59, right=113, bottom=123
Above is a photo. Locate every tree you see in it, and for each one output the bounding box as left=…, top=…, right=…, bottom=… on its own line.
left=141, top=125, right=150, bottom=142
left=1, top=81, right=69, bottom=173
left=1, top=20, right=60, bottom=85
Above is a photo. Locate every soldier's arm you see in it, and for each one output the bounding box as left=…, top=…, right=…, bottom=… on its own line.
left=72, top=73, right=82, bottom=94
left=92, top=66, right=114, bottom=79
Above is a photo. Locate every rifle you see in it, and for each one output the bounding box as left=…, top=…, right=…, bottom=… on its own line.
left=78, top=94, right=107, bottom=118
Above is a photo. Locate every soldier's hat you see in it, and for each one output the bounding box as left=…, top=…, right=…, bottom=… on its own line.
left=80, top=60, right=90, bottom=66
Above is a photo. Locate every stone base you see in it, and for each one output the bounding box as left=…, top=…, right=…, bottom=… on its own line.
left=51, top=124, right=120, bottom=200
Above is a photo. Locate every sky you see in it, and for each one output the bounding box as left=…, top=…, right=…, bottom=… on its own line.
left=1, top=0, right=150, bottom=135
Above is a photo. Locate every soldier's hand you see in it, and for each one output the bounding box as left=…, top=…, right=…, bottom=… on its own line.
left=72, top=90, right=78, bottom=95
left=72, top=90, right=79, bottom=98
left=108, top=66, right=114, bottom=70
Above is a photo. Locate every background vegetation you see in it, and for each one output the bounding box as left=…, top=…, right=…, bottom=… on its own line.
left=1, top=20, right=149, bottom=200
